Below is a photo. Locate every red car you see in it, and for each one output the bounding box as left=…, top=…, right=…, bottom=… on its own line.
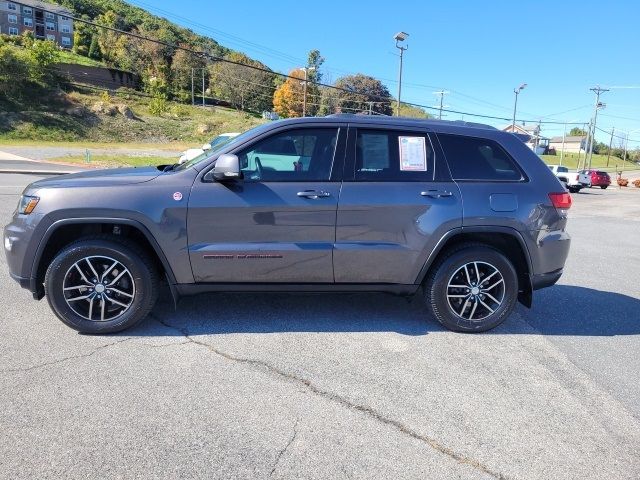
left=581, top=169, right=611, bottom=189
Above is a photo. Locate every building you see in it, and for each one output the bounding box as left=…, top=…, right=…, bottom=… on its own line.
left=502, top=123, right=549, bottom=155
left=0, top=0, right=73, bottom=48
left=548, top=136, right=587, bottom=154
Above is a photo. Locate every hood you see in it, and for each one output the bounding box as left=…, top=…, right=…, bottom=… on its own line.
left=28, top=166, right=163, bottom=190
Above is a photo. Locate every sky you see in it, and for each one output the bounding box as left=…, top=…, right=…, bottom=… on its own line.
left=131, top=0, right=640, bottom=146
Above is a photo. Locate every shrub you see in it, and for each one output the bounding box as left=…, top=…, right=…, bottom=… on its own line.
left=148, top=96, right=168, bottom=116
left=170, top=103, right=191, bottom=119
left=632, top=179, right=640, bottom=188
left=617, top=178, right=629, bottom=187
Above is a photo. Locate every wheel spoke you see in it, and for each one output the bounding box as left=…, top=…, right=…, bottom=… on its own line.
left=104, top=294, right=129, bottom=309
left=459, top=297, right=471, bottom=317
left=108, top=269, right=128, bottom=286
left=483, top=278, right=504, bottom=291
left=88, top=297, right=94, bottom=321
left=85, top=258, right=100, bottom=281
left=480, top=299, right=495, bottom=314
left=479, top=270, right=498, bottom=287
left=100, top=298, right=106, bottom=321
left=63, top=284, right=93, bottom=291
left=67, top=294, right=91, bottom=302
left=474, top=262, right=481, bottom=284
left=74, top=264, right=90, bottom=284
left=447, top=294, right=469, bottom=298
left=448, top=284, right=468, bottom=289
left=101, top=260, right=118, bottom=282
left=483, top=292, right=501, bottom=305
left=463, top=264, right=472, bottom=285
left=469, top=298, right=478, bottom=319
left=108, top=287, right=134, bottom=298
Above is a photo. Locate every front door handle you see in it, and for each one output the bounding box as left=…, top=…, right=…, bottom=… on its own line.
left=421, top=190, right=453, bottom=198
left=297, top=190, right=331, bottom=199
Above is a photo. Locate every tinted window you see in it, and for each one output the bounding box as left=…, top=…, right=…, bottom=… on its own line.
left=238, top=128, right=338, bottom=182
left=438, top=134, right=523, bottom=181
left=354, top=129, right=434, bottom=182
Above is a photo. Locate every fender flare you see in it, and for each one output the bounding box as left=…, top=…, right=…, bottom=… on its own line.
left=30, top=217, right=178, bottom=293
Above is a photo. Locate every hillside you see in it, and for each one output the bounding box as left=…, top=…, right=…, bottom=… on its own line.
left=0, top=85, right=265, bottom=144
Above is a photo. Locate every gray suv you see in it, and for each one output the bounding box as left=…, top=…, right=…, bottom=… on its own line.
left=4, top=116, right=571, bottom=334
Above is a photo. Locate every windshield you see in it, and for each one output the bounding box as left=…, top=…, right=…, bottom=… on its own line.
left=174, top=124, right=269, bottom=171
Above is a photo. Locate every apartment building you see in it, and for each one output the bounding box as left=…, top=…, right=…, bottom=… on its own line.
left=0, top=0, right=73, bottom=48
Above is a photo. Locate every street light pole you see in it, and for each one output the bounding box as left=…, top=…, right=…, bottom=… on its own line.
left=512, top=83, right=527, bottom=131
left=393, top=32, right=409, bottom=116
left=586, top=86, right=609, bottom=170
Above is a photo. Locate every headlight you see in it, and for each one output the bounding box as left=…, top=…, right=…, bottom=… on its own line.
left=17, top=195, right=39, bottom=215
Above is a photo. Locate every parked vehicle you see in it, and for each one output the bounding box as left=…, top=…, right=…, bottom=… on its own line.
left=580, top=169, right=611, bottom=189
left=548, top=165, right=591, bottom=193
left=4, top=116, right=571, bottom=334
left=178, top=132, right=240, bottom=164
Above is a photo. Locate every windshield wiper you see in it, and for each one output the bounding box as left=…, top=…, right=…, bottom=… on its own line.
left=162, top=163, right=180, bottom=172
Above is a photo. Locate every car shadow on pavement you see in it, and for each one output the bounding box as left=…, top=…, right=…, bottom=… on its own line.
left=516, top=285, right=640, bottom=336
left=134, top=289, right=439, bottom=336
left=123, top=284, right=640, bottom=337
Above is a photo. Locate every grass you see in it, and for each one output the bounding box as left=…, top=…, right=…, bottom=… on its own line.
left=56, top=50, right=105, bottom=67
left=540, top=152, right=638, bottom=172
left=48, top=154, right=172, bottom=168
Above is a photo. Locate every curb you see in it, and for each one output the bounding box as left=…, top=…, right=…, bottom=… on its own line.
left=0, top=169, right=79, bottom=175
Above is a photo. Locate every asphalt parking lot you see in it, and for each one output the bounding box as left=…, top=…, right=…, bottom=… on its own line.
left=1, top=173, right=639, bottom=479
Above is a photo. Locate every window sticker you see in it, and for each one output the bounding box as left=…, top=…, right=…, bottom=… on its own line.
left=399, top=136, right=427, bottom=171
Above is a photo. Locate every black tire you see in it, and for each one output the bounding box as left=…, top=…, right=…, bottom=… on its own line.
left=568, top=186, right=580, bottom=193
left=425, top=243, right=518, bottom=333
left=44, top=236, right=159, bottom=334
left=601, top=185, right=608, bottom=189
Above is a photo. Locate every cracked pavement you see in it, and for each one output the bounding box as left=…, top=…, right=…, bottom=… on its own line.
left=1, top=173, right=640, bottom=479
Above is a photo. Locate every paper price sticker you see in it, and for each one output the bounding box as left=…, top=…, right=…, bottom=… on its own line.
left=399, top=136, right=427, bottom=172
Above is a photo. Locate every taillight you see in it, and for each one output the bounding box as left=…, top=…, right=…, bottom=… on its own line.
left=549, top=192, right=572, bottom=209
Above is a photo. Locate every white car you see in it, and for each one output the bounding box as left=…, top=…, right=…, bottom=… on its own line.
left=548, top=165, right=591, bottom=193
left=178, top=132, right=241, bottom=164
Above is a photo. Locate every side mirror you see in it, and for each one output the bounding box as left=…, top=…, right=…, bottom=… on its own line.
left=212, top=154, right=242, bottom=181
left=202, top=143, right=211, bottom=151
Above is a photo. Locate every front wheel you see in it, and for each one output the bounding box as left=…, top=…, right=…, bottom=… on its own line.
left=44, top=237, right=159, bottom=334
left=425, top=244, right=518, bottom=332
left=601, top=185, right=608, bottom=189
left=568, top=186, right=580, bottom=193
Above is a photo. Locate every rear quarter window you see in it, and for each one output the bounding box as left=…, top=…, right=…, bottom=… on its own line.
left=437, top=134, right=524, bottom=181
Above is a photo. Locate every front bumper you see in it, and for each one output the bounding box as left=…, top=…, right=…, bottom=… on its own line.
left=531, top=268, right=563, bottom=290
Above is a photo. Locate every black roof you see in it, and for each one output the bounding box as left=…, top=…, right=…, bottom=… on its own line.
left=269, top=115, right=499, bottom=137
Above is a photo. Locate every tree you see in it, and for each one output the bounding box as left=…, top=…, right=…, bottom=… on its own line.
left=304, top=49, right=324, bottom=116
left=334, top=74, right=393, bottom=115
left=569, top=127, right=587, bottom=136
left=394, top=102, right=430, bottom=118
left=273, top=69, right=305, bottom=118
left=88, top=34, right=101, bottom=60
left=209, top=52, right=276, bottom=112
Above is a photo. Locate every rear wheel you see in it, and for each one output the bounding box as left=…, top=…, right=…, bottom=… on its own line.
left=44, top=237, right=159, bottom=334
left=568, top=186, right=580, bottom=193
left=425, top=244, right=518, bottom=332
left=601, top=185, right=608, bottom=189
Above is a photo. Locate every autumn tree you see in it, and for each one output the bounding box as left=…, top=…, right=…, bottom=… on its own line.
left=273, top=69, right=305, bottom=118
left=334, top=74, right=393, bottom=115
left=209, top=52, right=276, bottom=112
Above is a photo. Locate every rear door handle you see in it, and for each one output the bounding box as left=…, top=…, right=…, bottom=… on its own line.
left=421, top=190, right=453, bottom=198
left=297, top=190, right=331, bottom=199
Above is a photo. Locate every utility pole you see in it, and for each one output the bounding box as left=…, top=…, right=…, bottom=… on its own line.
left=560, top=121, right=567, bottom=166
left=368, top=102, right=373, bottom=115
left=202, top=68, right=205, bottom=107
left=433, top=90, right=449, bottom=120
left=623, top=132, right=629, bottom=171
left=606, top=127, right=615, bottom=167
left=512, top=83, right=527, bottom=131
left=586, top=86, right=609, bottom=170
left=191, top=68, right=194, bottom=106
left=299, top=66, right=315, bottom=117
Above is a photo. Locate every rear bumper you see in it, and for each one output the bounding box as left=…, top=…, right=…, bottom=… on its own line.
left=531, top=268, right=563, bottom=290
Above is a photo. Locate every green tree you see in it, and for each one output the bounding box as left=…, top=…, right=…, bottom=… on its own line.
left=569, top=127, right=587, bottom=136
left=88, top=34, right=101, bottom=60
left=334, top=74, right=393, bottom=115
left=394, top=102, right=430, bottom=118
left=304, top=49, right=324, bottom=116
left=209, top=52, right=276, bottom=112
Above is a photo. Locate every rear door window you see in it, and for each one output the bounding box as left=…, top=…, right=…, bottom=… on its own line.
left=437, top=134, right=524, bottom=181
left=353, top=129, right=435, bottom=181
